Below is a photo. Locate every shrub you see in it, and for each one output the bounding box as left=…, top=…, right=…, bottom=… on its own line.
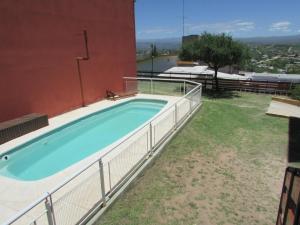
left=290, top=84, right=300, bottom=100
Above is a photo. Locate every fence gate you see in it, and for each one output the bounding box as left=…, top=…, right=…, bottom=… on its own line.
left=277, top=167, right=300, bottom=225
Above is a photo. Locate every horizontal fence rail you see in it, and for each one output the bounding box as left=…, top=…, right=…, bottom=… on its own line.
left=4, top=77, right=202, bottom=225
left=137, top=70, right=299, bottom=95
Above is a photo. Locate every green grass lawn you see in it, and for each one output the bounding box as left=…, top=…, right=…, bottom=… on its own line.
left=95, top=92, right=288, bottom=225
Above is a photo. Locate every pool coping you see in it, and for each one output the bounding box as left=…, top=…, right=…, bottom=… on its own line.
left=0, top=98, right=168, bottom=160
left=0, top=94, right=180, bottom=224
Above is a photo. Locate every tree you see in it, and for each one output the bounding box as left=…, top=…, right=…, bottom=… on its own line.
left=290, top=84, right=300, bottom=100
left=179, top=43, right=195, bottom=61
left=151, top=43, right=158, bottom=57
left=179, top=33, right=250, bottom=91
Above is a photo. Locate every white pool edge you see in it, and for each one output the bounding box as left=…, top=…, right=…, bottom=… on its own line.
left=0, top=94, right=179, bottom=224
left=2, top=77, right=202, bottom=225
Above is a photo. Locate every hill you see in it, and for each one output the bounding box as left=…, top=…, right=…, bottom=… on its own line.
left=136, top=35, right=300, bottom=50
left=238, top=34, right=300, bottom=45
left=136, top=37, right=181, bottom=50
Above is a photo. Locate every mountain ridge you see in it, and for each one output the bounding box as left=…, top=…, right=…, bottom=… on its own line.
left=136, top=34, right=300, bottom=50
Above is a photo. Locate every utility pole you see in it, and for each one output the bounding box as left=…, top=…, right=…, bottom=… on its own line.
left=182, top=0, right=185, bottom=38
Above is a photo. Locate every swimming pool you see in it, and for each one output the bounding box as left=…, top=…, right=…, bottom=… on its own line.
left=0, top=99, right=167, bottom=181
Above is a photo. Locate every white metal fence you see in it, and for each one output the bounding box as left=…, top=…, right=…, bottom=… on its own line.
left=4, top=77, right=202, bottom=225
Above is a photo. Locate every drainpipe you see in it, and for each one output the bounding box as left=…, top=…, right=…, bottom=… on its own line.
left=76, top=30, right=90, bottom=107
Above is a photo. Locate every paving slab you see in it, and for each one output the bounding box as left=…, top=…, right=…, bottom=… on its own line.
left=266, top=100, right=300, bottom=119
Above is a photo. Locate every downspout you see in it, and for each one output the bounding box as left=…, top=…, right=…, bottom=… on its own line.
left=76, top=30, right=90, bottom=107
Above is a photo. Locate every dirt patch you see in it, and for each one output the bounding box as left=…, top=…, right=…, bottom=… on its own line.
left=157, top=147, right=284, bottom=225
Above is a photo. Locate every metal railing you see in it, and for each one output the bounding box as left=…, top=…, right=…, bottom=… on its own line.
left=4, top=77, right=202, bottom=225
left=137, top=71, right=298, bottom=95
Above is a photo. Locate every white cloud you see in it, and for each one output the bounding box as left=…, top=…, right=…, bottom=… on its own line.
left=234, top=22, right=256, bottom=31
left=269, top=21, right=291, bottom=32
left=186, top=20, right=255, bottom=34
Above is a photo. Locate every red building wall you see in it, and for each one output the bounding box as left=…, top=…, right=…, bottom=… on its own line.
left=0, top=0, right=136, bottom=123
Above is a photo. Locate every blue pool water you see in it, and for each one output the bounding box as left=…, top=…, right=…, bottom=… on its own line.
left=0, top=99, right=166, bottom=181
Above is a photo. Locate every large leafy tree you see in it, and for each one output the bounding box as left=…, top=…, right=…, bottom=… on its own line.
left=180, top=33, right=250, bottom=91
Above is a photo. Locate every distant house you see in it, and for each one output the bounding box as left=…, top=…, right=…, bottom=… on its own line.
left=0, top=0, right=136, bottom=123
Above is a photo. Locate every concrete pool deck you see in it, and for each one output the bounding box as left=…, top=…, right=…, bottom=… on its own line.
left=267, top=100, right=300, bottom=119
left=0, top=94, right=180, bottom=224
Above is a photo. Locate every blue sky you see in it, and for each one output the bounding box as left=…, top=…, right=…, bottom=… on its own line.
left=135, top=0, right=300, bottom=40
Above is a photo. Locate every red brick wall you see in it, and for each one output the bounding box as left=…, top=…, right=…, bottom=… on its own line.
left=0, top=0, right=136, bottom=122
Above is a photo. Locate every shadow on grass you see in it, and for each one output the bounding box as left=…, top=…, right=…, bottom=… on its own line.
left=203, top=90, right=241, bottom=99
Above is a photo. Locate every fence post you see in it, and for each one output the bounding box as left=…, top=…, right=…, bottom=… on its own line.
left=183, top=81, right=186, bottom=94
left=199, top=86, right=202, bottom=103
left=45, top=196, right=55, bottom=225
left=174, top=104, right=178, bottom=130
left=150, top=79, right=153, bottom=94
left=149, top=122, right=153, bottom=156
left=189, top=96, right=192, bottom=114
left=99, top=159, right=107, bottom=207
left=108, top=162, right=112, bottom=191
